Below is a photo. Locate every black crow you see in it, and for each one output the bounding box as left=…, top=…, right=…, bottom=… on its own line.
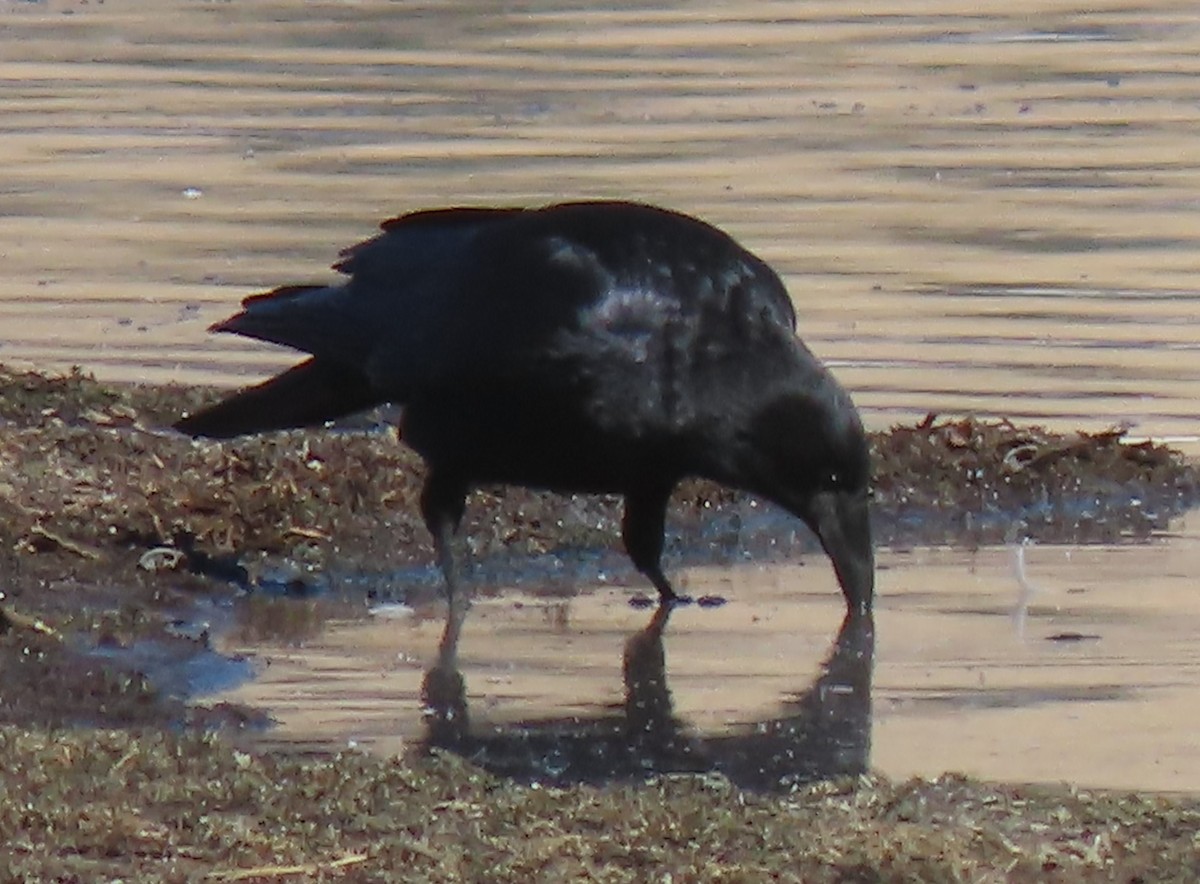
left=176, top=201, right=873, bottom=616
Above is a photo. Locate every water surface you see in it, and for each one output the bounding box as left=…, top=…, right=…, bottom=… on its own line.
left=2, top=0, right=1199, bottom=438
left=211, top=517, right=1200, bottom=793
left=3, top=0, right=1199, bottom=794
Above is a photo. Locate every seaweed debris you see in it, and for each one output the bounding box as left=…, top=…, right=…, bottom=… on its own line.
left=3, top=367, right=1196, bottom=582
left=872, top=413, right=1200, bottom=546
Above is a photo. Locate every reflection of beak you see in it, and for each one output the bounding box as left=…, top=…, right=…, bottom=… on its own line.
left=805, top=489, right=874, bottom=614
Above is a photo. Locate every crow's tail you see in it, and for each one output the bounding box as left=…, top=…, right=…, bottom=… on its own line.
left=174, top=358, right=380, bottom=439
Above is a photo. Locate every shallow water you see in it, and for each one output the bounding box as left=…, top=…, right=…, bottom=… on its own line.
left=4, top=0, right=1200, bottom=795
left=2, top=0, right=1200, bottom=440
left=209, top=515, right=1200, bottom=793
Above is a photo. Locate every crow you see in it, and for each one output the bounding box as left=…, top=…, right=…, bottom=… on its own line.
left=176, top=201, right=873, bottom=617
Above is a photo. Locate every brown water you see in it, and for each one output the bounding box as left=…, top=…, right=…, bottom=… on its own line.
left=4, top=0, right=1200, bottom=791
left=211, top=519, right=1200, bottom=793
left=3, top=0, right=1200, bottom=438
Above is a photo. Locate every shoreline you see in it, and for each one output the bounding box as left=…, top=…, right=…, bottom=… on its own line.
left=3, top=364, right=1199, bottom=880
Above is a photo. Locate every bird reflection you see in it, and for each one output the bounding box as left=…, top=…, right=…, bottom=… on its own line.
left=418, top=586, right=470, bottom=749
left=419, top=602, right=874, bottom=791
left=709, top=609, right=873, bottom=789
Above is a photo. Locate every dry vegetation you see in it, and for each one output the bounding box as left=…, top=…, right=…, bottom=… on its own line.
left=4, top=727, right=1199, bottom=883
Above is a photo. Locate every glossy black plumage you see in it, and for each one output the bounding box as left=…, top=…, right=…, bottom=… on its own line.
left=176, top=201, right=874, bottom=614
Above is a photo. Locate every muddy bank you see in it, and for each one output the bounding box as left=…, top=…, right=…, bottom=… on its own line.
left=3, top=366, right=1200, bottom=878
left=2, top=365, right=1197, bottom=729
left=3, top=364, right=1194, bottom=572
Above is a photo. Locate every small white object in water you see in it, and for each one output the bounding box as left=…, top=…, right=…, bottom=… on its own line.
left=182, top=187, right=203, bottom=199
left=1010, top=537, right=1050, bottom=640
left=1011, top=538, right=1035, bottom=639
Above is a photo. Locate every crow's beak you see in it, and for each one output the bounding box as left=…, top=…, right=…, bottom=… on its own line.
left=804, top=488, right=874, bottom=614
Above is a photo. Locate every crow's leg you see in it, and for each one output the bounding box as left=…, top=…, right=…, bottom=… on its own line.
left=420, top=470, right=470, bottom=662
left=622, top=482, right=687, bottom=605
